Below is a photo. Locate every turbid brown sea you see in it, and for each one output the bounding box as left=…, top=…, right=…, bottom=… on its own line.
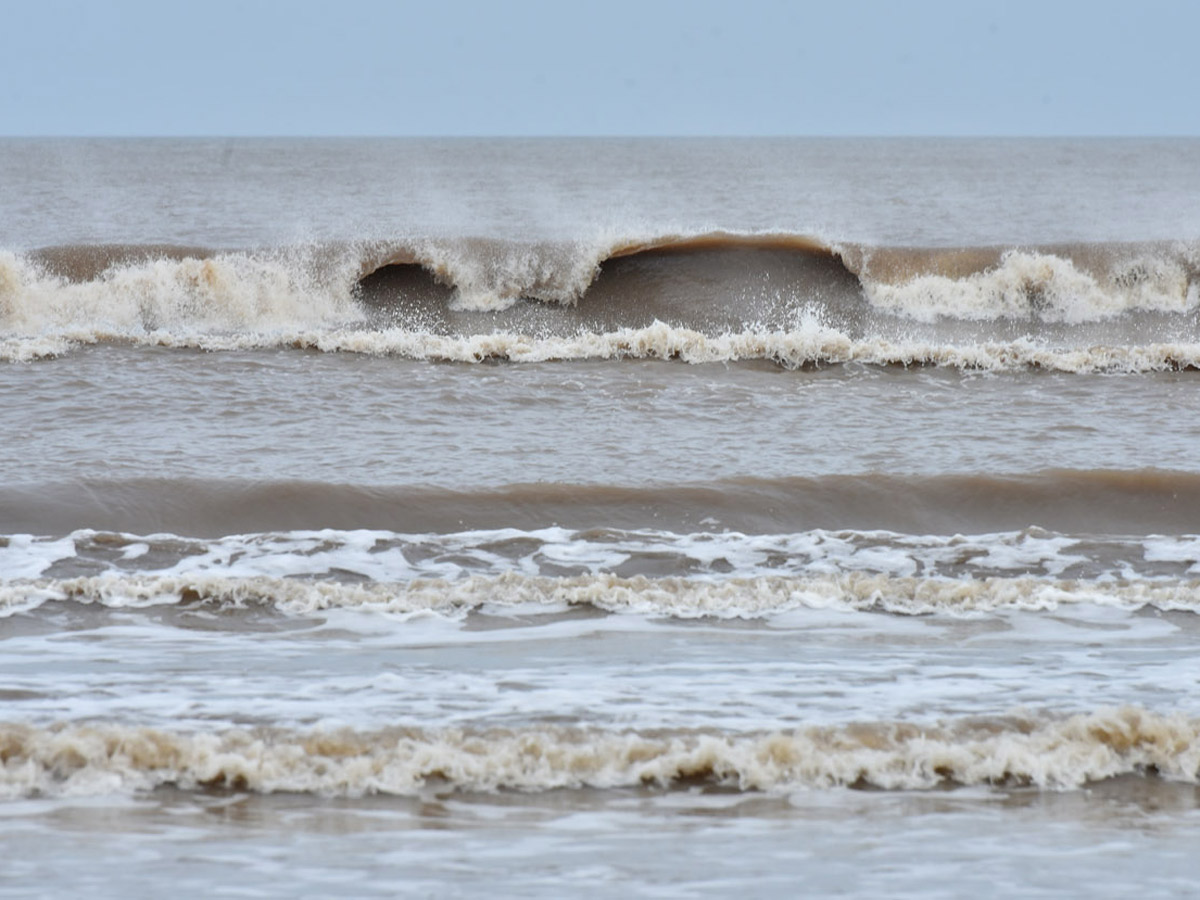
left=2, top=138, right=1200, bottom=898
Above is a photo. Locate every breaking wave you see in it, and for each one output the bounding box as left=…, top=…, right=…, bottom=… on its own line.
left=4, top=570, right=1200, bottom=620
left=1, top=707, right=1195, bottom=798
left=1, top=233, right=1198, bottom=369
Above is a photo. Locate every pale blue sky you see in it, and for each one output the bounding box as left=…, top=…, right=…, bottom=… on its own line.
left=3, top=0, right=1196, bottom=135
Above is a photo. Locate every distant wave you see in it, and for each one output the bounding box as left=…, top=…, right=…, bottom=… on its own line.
left=2, top=233, right=1198, bottom=368
left=1, top=707, right=1194, bottom=797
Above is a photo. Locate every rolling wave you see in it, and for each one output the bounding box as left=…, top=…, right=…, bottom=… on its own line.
left=3, top=470, right=1198, bottom=537
left=2, top=233, right=1197, bottom=368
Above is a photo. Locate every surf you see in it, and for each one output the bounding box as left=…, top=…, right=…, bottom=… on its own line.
left=2, top=232, right=1198, bottom=369
left=2, top=707, right=1194, bottom=798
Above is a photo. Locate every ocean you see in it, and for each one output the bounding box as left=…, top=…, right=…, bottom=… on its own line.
left=2, top=137, right=1200, bottom=897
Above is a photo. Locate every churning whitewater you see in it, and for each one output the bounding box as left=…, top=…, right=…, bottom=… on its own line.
left=3, top=707, right=1195, bottom=799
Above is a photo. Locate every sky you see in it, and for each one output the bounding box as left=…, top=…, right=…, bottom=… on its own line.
left=2, top=0, right=1197, bottom=136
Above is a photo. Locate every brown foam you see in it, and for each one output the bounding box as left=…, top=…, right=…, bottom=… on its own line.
left=1, top=707, right=1195, bottom=797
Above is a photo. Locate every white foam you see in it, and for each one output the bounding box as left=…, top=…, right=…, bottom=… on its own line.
left=0, top=526, right=1182, bottom=591
left=0, top=249, right=363, bottom=342
left=0, top=535, right=76, bottom=580
left=1143, top=536, right=1200, bottom=573
left=862, top=251, right=1198, bottom=323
